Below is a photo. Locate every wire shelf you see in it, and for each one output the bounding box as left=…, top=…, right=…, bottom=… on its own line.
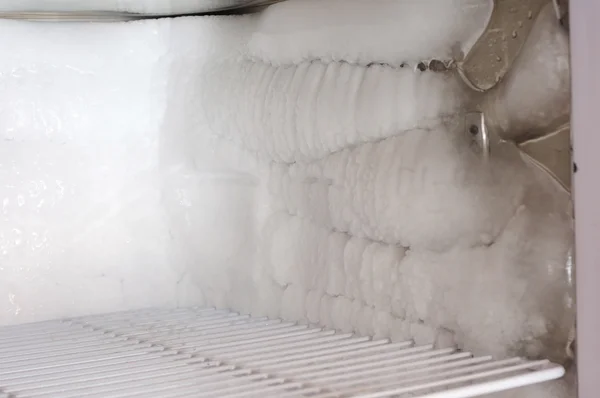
left=0, top=307, right=564, bottom=398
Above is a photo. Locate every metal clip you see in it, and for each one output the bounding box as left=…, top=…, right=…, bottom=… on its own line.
left=458, top=0, right=549, bottom=92
left=466, top=112, right=491, bottom=160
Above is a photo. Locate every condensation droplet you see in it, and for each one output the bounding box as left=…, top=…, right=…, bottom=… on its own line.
left=528, top=10, right=533, bottom=19
left=512, top=31, right=518, bottom=38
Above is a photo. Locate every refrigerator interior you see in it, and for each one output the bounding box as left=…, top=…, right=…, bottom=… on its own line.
left=0, top=0, right=582, bottom=397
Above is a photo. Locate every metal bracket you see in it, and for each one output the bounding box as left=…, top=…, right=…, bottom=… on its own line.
left=458, top=0, right=550, bottom=92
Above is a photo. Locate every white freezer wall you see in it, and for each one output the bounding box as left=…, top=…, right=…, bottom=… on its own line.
left=0, top=20, right=209, bottom=318
left=0, top=1, right=575, bottom=397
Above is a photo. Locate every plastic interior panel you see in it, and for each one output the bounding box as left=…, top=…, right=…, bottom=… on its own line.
left=571, top=1, right=600, bottom=398
left=0, top=307, right=564, bottom=398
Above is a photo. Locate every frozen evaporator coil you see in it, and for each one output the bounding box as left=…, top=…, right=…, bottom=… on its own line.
left=0, top=307, right=564, bottom=398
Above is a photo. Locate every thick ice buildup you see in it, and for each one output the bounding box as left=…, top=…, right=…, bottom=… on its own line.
left=0, top=2, right=574, bottom=397
left=249, top=0, right=492, bottom=67
left=483, top=3, right=571, bottom=143
left=178, top=0, right=574, bottom=366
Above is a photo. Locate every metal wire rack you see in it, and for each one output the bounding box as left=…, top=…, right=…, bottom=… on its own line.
left=0, top=307, right=564, bottom=398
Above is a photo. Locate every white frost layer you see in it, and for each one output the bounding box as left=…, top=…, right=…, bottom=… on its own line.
left=249, top=0, right=492, bottom=67
left=199, top=58, right=471, bottom=164
left=0, top=3, right=574, bottom=397
left=159, top=2, right=574, bottom=376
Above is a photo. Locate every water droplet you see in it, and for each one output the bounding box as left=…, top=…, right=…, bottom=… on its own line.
left=518, top=21, right=523, bottom=27
left=496, top=56, right=502, bottom=62
left=528, top=10, right=533, bottom=19
left=512, top=31, right=518, bottom=38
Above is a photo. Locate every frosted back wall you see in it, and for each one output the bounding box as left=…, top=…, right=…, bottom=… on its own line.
left=0, top=20, right=205, bottom=323
left=0, top=2, right=573, bottom=388
left=0, top=4, right=576, bottom=397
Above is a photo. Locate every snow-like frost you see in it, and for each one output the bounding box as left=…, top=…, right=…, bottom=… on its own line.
left=0, top=1, right=574, bottom=397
